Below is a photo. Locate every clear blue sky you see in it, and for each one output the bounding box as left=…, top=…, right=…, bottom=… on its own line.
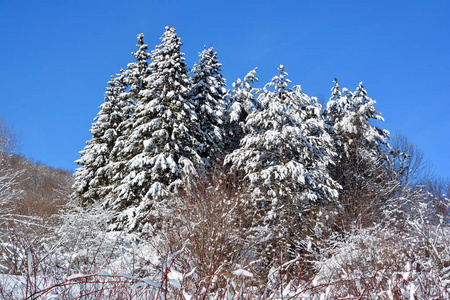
left=0, top=0, right=449, bottom=179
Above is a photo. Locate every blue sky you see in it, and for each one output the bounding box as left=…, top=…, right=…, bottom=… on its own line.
left=0, top=0, right=449, bottom=179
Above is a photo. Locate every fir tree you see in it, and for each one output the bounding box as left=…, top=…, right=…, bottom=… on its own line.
left=323, top=79, right=392, bottom=229
left=188, top=46, right=226, bottom=165
left=225, top=65, right=339, bottom=267
left=324, top=79, right=389, bottom=162
left=225, top=65, right=338, bottom=220
left=73, top=33, right=151, bottom=207
left=127, top=33, right=152, bottom=101
left=111, top=26, right=202, bottom=231
left=107, top=33, right=152, bottom=195
left=72, top=70, right=129, bottom=205
left=351, top=81, right=389, bottom=152
left=223, top=68, right=259, bottom=153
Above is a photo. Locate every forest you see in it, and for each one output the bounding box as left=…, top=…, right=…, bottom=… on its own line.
left=0, top=26, right=449, bottom=299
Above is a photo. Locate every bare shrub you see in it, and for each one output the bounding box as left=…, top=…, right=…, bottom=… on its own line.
left=0, top=117, right=18, bottom=158
left=314, top=205, right=450, bottom=299
left=390, top=131, right=429, bottom=186
left=9, top=156, right=72, bottom=219
left=149, top=169, right=256, bottom=281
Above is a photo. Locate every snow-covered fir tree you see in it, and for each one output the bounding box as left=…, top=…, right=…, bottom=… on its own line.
left=223, top=68, right=259, bottom=153
left=225, top=65, right=339, bottom=221
left=188, top=46, right=227, bottom=164
left=324, top=79, right=389, bottom=163
left=225, top=66, right=339, bottom=266
left=106, top=33, right=152, bottom=197
left=126, top=33, right=152, bottom=101
left=110, top=26, right=202, bottom=231
left=72, top=70, right=129, bottom=205
left=73, top=33, right=152, bottom=207
left=351, top=81, right=390, bottom=152
left=323, top=79, right=392, bottom=228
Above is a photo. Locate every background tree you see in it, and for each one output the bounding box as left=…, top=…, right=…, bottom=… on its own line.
left=0, top=118, right=73, bottom=275
left=188, top=46, right=226, bottom=165
left=323, top=79, right=393, bottom=229
left=223, top=68, right=259, bottom=154
left=107, top=33, right=152, bottom=202
left=111, top=26, right=202, bottom=232
left=72, top=70, right=129, bottom=204
left=0, top=117, right=23, bottom=223
left=225, top=66, right=339, bottom=267
left=389, top=131, right=429, bottom=187
left=0, top=117, right=18, bottom=158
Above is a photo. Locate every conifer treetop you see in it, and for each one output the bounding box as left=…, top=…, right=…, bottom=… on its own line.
left=189, top=46, right=227, bottom=162
left=73, top=70, right=129, bottom=204
left=226, top=65, right=339, bottom=206
left=109, top=26, right=203, bottom=231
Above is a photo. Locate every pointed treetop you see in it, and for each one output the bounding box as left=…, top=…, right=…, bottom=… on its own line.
left=227, top=68, right=260, bottom=124
left=330, top=78, right=341, bottom=101
left=354, top=81, right=368, bottom=99
left=127, top=33, right=151, bottom=85
left=161, top=26, right=179, bottom=44
left=191, top=45, right=225, bottom=88
left=137, top=33, right=145, bottom=45
left=150, top=26, right=185, bottom=66
left=243, top=67, right=258, bottom=84
left=264, top=65, right=291, bottom=95
left=131, top=33, right=150, bottom=62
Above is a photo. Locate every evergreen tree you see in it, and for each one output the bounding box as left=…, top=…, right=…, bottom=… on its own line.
left=188, top=46, right=226, bottom=165
left=323, top=78, right=346, bottom=123
left=323, top=79, right=392, bottom=229
left=223, top=68, right=259, bottom=153
left=225, top=65, right=338, bottom=221
left=127, top=33, right=152, bottom=101
left=72, top=70, right=129, bottom=205
left=351, top=82, right=389, bottom=152
left=107, top=33, right=152, bottom=196
left=111, top=26, right=202, bottom=231
left=73, top=33, right=151, bottom=207
left=225, top=65, right=339, bottom=268
left=324, top=79, right=389, bottom=163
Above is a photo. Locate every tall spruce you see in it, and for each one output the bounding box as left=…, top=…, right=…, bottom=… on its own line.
left=111, top=26, right=202, bottom=231
left=106, top=33, right=151, bottom=198
left=323, top=79, right=392, bottom=228
left=324, top=79, right=389, bottom=163
left=225, top=66, right=339, bottom=266
left=225, top=65, right=338, bottom=220
left=224, top=68, right=259, bottom=153
left=72, top=70, right=129, bottom=205
left=188, top=46, right=226, bottom=165
left=127, top=33, right=152, bottom=101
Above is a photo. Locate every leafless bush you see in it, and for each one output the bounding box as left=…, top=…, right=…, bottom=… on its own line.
left=2, top=225, right=447, bottom=299
left=148, top=169, right=257, bottom=281
left=0, top=154, right=72, bottom=219
left=0, top=117, right=18, bottom=158
left=390, top=131, right=430, bottom=187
